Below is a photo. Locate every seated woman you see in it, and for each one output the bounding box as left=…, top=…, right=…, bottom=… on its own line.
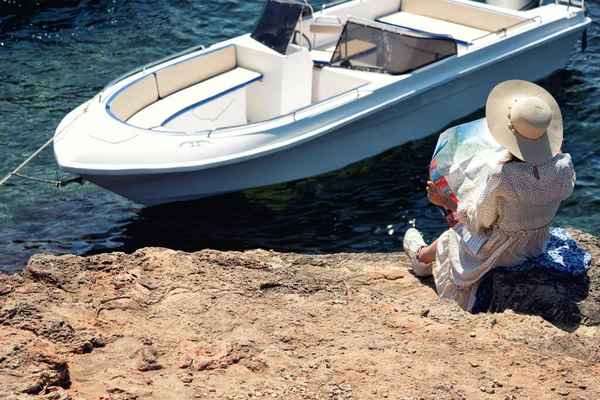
left=403, top=80, right=576, bottom=311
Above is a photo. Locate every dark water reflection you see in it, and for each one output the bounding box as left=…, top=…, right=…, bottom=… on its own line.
left=103, top=135, right=442, bottom=256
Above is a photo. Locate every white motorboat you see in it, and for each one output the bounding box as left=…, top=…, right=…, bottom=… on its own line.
left=53, top=0, right=591, bottom=205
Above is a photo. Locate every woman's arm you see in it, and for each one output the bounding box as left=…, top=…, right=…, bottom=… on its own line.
left=560, top=153, right=576, bottom=201
left=426, top=181, right=458, bottom=212
left=426, top=166, right=502, bottom=235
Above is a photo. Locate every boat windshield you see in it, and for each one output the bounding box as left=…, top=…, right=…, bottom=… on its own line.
left=251, top=0, right=307, bottom=55
left=330, top=19, right=457, bottom=75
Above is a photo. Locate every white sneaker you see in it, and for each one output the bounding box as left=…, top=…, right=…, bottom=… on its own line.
left=403, top=228, right=433, bottom=277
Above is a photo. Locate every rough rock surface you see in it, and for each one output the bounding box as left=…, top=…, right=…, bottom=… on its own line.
left=0, top=229, right=599, bottom=400
left=488, top=230, right=600, bottom=331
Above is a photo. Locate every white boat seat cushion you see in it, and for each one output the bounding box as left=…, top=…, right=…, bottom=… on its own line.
left=378, top=12, right=490, bottom=45
left=156, top=46, right=237, bottom=99
left=310, top=20, right=345, bottom=35
left=108, top=74, right=158, bottom=122
left=400, top=0, right=527, bottom=33
left=127, top=67, right=262, bottom=129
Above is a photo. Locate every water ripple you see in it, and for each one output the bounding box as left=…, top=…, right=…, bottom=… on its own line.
left=1, top=0, right=599, bottom=274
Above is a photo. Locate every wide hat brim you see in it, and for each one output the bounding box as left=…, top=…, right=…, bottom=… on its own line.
left=486, top=80, right=563, bottom=164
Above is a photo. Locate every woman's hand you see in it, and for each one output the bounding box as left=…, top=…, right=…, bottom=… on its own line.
left=426, top=181, right=457, bottom=212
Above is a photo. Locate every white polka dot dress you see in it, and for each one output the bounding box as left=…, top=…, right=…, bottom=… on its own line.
left=434, top=153, right=576, bottom=311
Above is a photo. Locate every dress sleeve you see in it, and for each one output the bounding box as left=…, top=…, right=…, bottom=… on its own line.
left=561, top=153, right=576, bottom=201
left=455, top=165, right=503, bottom=235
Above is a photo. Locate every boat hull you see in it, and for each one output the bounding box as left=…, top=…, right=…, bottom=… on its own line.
left=84, top=29, right=583, bottom=206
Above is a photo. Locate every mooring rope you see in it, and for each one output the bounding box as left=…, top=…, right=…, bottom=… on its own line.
left=0, top=135, right=57, bottom=186
left=9, top=172, right=85, bottom=188
left=0, top=99, right=94, bottom=188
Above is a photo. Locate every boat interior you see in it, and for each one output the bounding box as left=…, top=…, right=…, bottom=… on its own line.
left=104, top=0, right=539, bottom=134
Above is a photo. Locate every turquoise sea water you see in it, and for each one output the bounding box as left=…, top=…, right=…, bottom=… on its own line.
left=1, top=0, right=599, bottom=274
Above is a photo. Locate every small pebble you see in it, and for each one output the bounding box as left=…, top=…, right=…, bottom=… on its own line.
left=178, top=356, right=193, bottom=369
left=469, top=332, right=476, bottom=338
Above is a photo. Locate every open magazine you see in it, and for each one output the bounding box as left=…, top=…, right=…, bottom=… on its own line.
left=429, top=118, right=506, bottom=255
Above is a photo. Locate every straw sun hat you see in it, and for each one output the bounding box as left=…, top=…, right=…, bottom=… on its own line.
left=486, top=80, right=563, bottom=165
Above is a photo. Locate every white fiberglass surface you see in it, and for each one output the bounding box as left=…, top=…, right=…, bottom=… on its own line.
left=378, top=12, right=489, bottom=43
left=69, top=1, right=588, bottom=149
left=127, top=68, right=261, bottom=130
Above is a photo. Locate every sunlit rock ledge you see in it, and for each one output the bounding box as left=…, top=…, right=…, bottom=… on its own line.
left=1, top=229, right=599, bottom=400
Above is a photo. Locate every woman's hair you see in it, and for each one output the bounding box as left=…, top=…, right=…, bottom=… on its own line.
left=500, top=152, right=515, bottom=165
left=500, top=152, right=526, bottom=165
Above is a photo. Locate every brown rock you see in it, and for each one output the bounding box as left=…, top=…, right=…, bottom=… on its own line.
left=194, top=357, right=215, bottom=371
left=178, top=356, right=193, bottom=369
left=70, top=340, right=94, bottom=355
left=0, top=232, right=598, bottom=400
left=137, top=347, right=161, bottom=371
left=42, top=388, right=73, bottom=400
left=178, top=372, right=193, bottom=384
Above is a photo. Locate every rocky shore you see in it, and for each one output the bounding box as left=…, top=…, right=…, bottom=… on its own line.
left=1, top=229, right=599, bottom=400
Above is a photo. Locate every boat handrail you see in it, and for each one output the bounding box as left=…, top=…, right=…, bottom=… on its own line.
left=98, top=44, right=206, bottom=102
left=299, top=0, right=314, bottom=50
left=321, top=0, right=361, bottom=11
left=550, top=0, right=586, bottom=13
left=465, top=15, right=543, bottom=49
left=205, top=86, right=366, bottom=138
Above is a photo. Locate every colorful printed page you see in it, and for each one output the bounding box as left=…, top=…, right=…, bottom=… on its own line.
left=429, top=118, right=505, bottom=255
